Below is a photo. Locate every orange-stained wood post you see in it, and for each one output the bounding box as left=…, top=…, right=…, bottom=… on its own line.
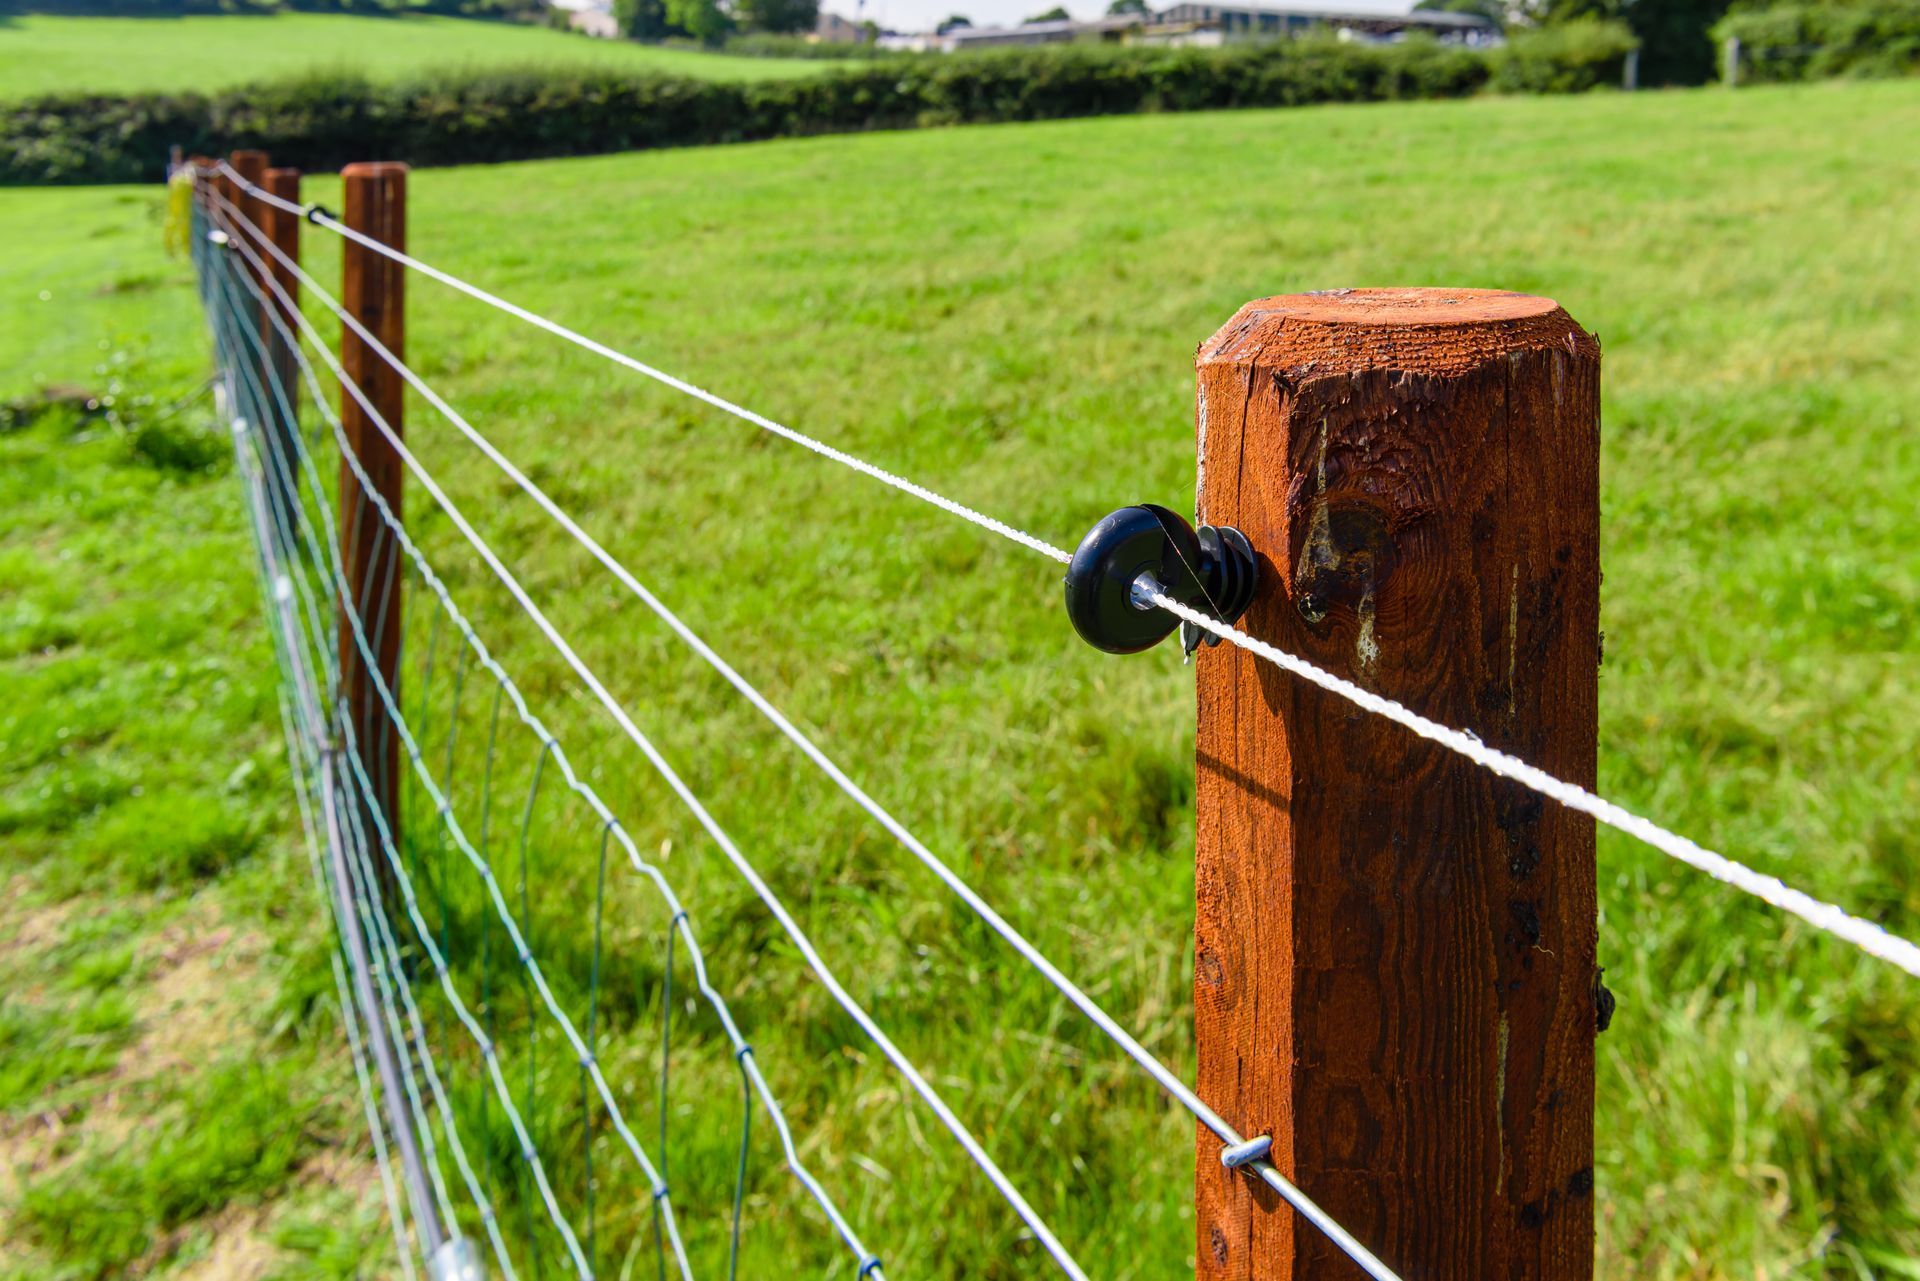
left=262, top=168, right=303, bottom=413
left=233, top=150, right=300, bottom=530
left=211, top=156, right=237, bottom=222
left=1192, top=289, right=1602, bottom=1281
left=338, top=162, right=408, bottom=864
left=228, top=150, right=271, bottom=351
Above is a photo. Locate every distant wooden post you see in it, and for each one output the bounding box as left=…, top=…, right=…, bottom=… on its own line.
left=338, top=162, right=408, bottom=863
left=228, top=149, right=270, bottom=341
left=262, top=167, right=304, bottom=458
left=1723, top=35, right=1741, bottom=86
left=210, top=156, right=236, bottom=222
left=208, top=155, right=243, bottom=372
left=1192, top=289, right=1601, bottom=1281
left=233, top=149, right=302, bottom=531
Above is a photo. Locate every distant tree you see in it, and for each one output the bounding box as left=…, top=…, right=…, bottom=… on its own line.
left=735, top=0, right=817, bottom=32
left=1025, top=4, right=1070, bottom=19
left=616, top=0, right=679, bottom=38
left=1518, top=0, right=1723, bottom=84
left=1620, top=0, right=1729, bottom=85
left=1106, top=0, right=1149, bottom=14
left=666, top=0, right=733, bottom=41
left=938, top=11, right=973, bottom=27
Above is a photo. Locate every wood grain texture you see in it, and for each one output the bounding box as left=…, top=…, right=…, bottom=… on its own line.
left=1193, top=289, right=1600, bottom=1281
left=339, top=162, right=407, bottom=860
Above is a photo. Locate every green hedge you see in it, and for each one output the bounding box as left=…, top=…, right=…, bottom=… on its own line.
left=4, top=41, right=1500, bottom=184
left=718, top=33, right=902, bottom=58
left=1490, top=19, right=1639, bottom=94
left=1714, top=0, right=1920, bottom=81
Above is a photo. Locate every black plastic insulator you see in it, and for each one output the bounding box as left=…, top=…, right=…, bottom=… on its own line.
left=1063, top=504, right=1259, bottom=655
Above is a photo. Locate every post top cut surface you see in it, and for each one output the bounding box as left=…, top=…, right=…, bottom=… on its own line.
left=1253, top=287, right=1557, bottom=325
left=341, top=161, right=410, bottom=180
left=1200, top=286, right=1597, bottom=379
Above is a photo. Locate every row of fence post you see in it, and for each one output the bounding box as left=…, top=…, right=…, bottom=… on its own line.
left=194, top=147, right=448, bottom=1266
left=198, top=149, right=410, bottom=901
left=190, top=147, right=1601, bottom=1281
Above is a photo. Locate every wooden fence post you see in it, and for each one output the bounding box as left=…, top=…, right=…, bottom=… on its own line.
left=262, top=167, right=303, bottom=433
left=228, top=151, right=270, bottom=347
left=1192, top=289, right=1601, bottom=1280
left=338, top=162, right=408, bottom=862
left=225, top=152, right=272, bottom=477
left=231, top=149, right=306, bottom=534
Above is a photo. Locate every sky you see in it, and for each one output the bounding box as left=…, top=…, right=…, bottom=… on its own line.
left=837, top=0, right=1417, bottom=34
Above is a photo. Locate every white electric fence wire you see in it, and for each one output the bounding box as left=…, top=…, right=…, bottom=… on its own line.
left=226, top=162, right=1920, bottom=985
left=210, top=198, right=886, bottom=1277
left=213, top=177, right=1403, bottom=1280
left=209, top=188, right=1077, bottom=1281
left=223, top=164, right=1073, bottom=567
left=1147, top=590, right=1920, bottom=980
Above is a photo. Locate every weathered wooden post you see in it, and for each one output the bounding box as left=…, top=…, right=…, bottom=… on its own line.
left=232, top=149, right=305, bottom=532
left=228, top=151, right=271, bottom=343
left=222, top=152, right=272, bottom=478
left=338, top=162, right=408, bottom=862
left=262, top=167, right=303, bottom=430
left=1192, top=289, right=1601, bottom=1280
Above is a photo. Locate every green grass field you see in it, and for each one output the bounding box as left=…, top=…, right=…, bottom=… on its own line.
left=4, top=79, right=1919, bottom=1279
left=0, top=12, right=821, bottom=100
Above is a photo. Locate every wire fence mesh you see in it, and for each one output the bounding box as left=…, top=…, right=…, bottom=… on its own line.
left=195, top=181, right=901, bottom=1281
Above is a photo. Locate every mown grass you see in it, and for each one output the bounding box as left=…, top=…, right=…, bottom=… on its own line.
left=3, top=78, right=1919, bottom=1278
left=0, top=12, right=822, bottom=102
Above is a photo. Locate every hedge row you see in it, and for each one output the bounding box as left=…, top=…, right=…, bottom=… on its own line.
left=1713, top=0, right=1920, bottom=82
left=1490, top=18, right=1639, bottom=94
left=2, top=35, right=1630, bottom=186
